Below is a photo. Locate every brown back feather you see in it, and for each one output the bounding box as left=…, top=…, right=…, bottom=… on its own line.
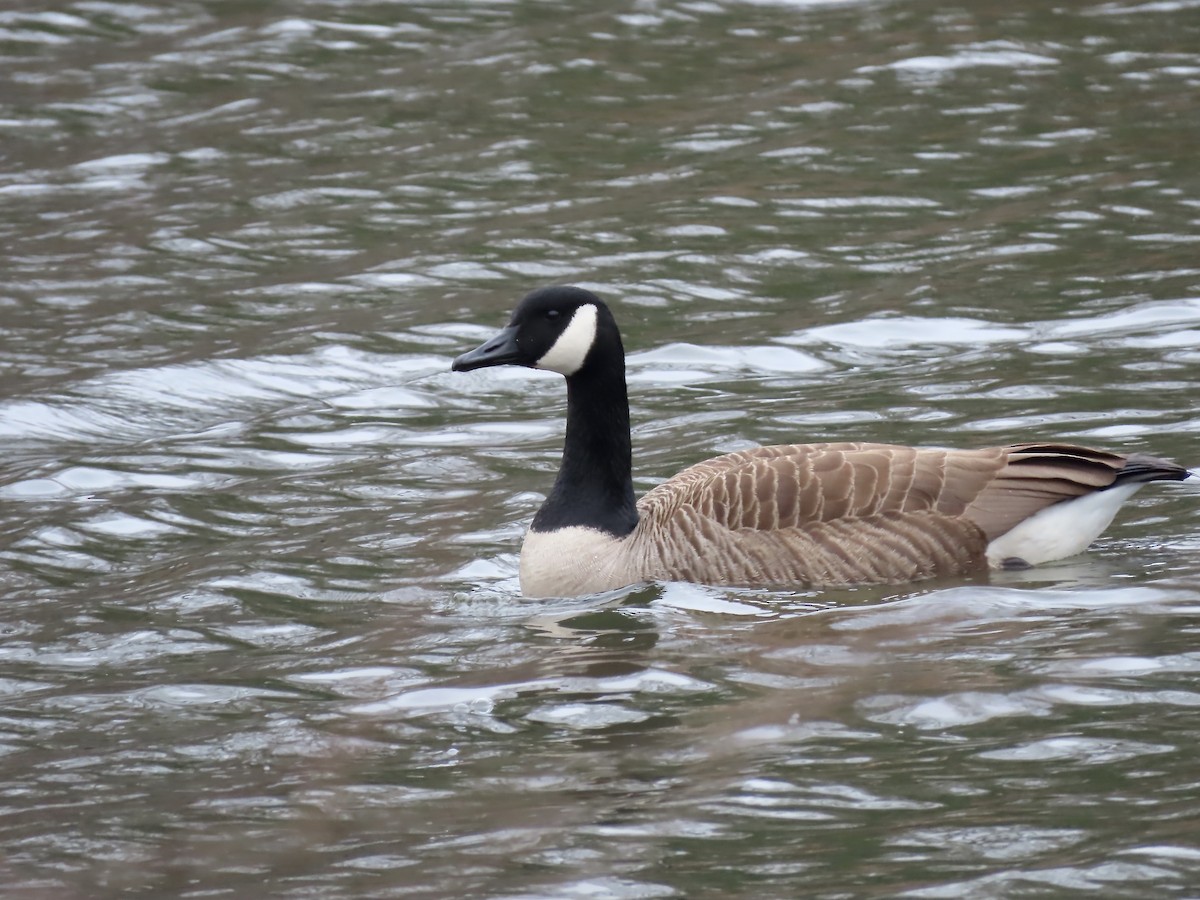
left=633, top=441, right=1163, bottom=588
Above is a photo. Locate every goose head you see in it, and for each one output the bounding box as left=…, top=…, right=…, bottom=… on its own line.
left=452, top=285, right=620, bottom=377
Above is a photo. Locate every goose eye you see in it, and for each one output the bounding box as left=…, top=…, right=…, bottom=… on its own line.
left=545, top=309, right=561, bottom=320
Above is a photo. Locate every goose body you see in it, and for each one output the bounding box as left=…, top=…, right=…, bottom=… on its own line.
left=452, top=286, right=1191, bottom=599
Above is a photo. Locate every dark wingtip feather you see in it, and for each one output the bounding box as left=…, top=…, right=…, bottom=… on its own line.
left=1114, top=453, right=1192, bottom=486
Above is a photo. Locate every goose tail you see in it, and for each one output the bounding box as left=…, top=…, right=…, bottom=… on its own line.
left=985, top=450, right=1191, bottom=569
left=1113, top=454, right=1193, bottom=487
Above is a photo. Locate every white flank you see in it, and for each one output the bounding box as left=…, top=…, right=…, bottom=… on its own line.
left=535, top=303, right=598, bottom=376
left=520, top=525, right=629, bottom=598
left=985, top=483, right=1142, bottom=568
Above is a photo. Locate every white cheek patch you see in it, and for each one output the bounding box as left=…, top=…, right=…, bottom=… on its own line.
left=535, top=303, right=598, bottom=376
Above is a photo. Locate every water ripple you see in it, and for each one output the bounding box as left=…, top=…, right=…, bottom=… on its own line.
left=2, top=1, right=1199, bottom=898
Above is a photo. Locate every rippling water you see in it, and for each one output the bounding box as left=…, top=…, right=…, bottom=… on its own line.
left=3, top=1, right=1200, bottom=897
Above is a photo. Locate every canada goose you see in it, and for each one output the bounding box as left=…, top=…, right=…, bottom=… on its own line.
left=452, top=285, right=1192, bottom=599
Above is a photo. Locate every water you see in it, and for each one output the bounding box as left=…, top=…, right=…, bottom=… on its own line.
left=2, top=1, right=1199, bottom=897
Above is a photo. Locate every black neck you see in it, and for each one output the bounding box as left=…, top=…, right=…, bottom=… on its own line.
left=530, top=354, right=638, bottom=538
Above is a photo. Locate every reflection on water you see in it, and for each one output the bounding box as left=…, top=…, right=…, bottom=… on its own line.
left=2, top=0, right=1200, bottom=897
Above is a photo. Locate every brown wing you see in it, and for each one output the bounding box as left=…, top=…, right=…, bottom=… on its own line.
left=634, top=442, right=1135, bottom=588
left=962, top=443, right=1129, bottom=539
left=640, top=442, right=1012, bottom=527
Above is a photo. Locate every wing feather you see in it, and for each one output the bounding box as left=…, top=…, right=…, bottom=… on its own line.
left=633, top=441, right=1160, bottom=589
